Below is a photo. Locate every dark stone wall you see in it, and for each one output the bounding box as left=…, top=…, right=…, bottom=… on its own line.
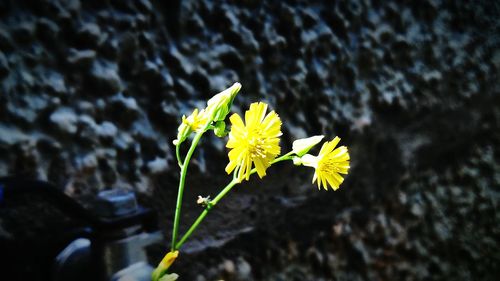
left=0, top=0, right=499, bottom=280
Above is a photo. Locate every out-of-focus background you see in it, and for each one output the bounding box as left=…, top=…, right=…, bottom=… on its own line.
left=0, top=0, right=499, bottom=280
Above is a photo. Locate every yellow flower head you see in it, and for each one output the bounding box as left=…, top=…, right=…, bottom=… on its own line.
left=225, top=102, right=282, bottom=182
left=173, top=108, right=209, bottom=145
left=301, top=137, right=350, bottom=190
left=182, top=108, right=209, bottom=132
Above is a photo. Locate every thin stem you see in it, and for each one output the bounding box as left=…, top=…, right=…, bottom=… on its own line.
left=171, top=130, right=205, bottom=251
left=271, top=151, right=294, bottom=164
left=176, top=144, right=183, bottom=168
left=174, top=151, right=295, bottom=250
left=175, top=179, right=238, bottom=249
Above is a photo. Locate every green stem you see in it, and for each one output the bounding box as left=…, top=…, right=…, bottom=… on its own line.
left=272, top=151, right=294, bottom=164
left=174, top=151, right=294, bottom=250
left=176, top=144, right=183, bottom=168
left=171, top=130, right=205, bottom=251
left=175, top=178, right=239, bottom=249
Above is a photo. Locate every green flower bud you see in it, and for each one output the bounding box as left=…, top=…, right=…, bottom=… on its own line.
left=292, top=135, right=324, bottom=157
left=206, top=82, right=242, bottom=121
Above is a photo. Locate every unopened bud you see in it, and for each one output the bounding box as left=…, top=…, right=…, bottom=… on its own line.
left=292, top=135, right=324, bottom=157
left=206, top=82, right=242, bottom=121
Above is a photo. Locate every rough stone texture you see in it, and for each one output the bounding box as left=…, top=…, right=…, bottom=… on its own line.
left=0, top=0, right=499, bottom=280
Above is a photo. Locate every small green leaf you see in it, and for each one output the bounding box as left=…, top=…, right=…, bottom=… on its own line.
left=214, top=121, right=227, bottom=137
left=159, top=273, right=179, bottom=281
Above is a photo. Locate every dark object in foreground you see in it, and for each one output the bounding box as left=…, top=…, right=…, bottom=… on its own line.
left=0, top=177, right=161, bottom=281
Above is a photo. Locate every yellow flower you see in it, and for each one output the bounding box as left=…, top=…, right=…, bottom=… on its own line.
left=183, top=108, right=209, bottom=132
left=173, top=108, right=209, bottom=145
left=300, top=137, right=350, bottom=190
left=225, top=102, right=282, bottom=182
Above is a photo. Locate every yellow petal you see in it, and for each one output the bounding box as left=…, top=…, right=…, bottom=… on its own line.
left=319, top=137, right=340, bottom=156
left=229, top=113, right=245, bottom=129
left=244, top=156, right=252, bottom=180
left=225, top=159, right=238, bottom=174
left=254, top=158, right=267, bottom=178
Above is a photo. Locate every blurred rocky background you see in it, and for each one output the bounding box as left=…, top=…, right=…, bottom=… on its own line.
left=0, top=0, right=499, bottom=280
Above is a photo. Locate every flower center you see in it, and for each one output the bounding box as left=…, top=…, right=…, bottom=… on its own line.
left=319, top=158, right=341, bottom=173
left=246, top=129, right=266, bottom=159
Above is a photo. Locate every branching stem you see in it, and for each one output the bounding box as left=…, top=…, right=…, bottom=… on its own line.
left=171, top=128, right=207, bottom=251
left=174, top=152, right=294, bottom=250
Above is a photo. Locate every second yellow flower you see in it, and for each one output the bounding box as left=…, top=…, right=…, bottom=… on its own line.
left=225, top=102, right=282, bottom=182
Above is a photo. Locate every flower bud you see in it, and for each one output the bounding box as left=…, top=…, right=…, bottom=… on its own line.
left=206, top=82, right=241, bottom=121
left=173, top=108, right=209, bottom=145
left=152, top=251, right=179, bottom=281
left=292, top=135, right=324, bottom=157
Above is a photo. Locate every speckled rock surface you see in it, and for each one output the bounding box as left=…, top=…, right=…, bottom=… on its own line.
left=0, top=0, right=499, bottom=280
